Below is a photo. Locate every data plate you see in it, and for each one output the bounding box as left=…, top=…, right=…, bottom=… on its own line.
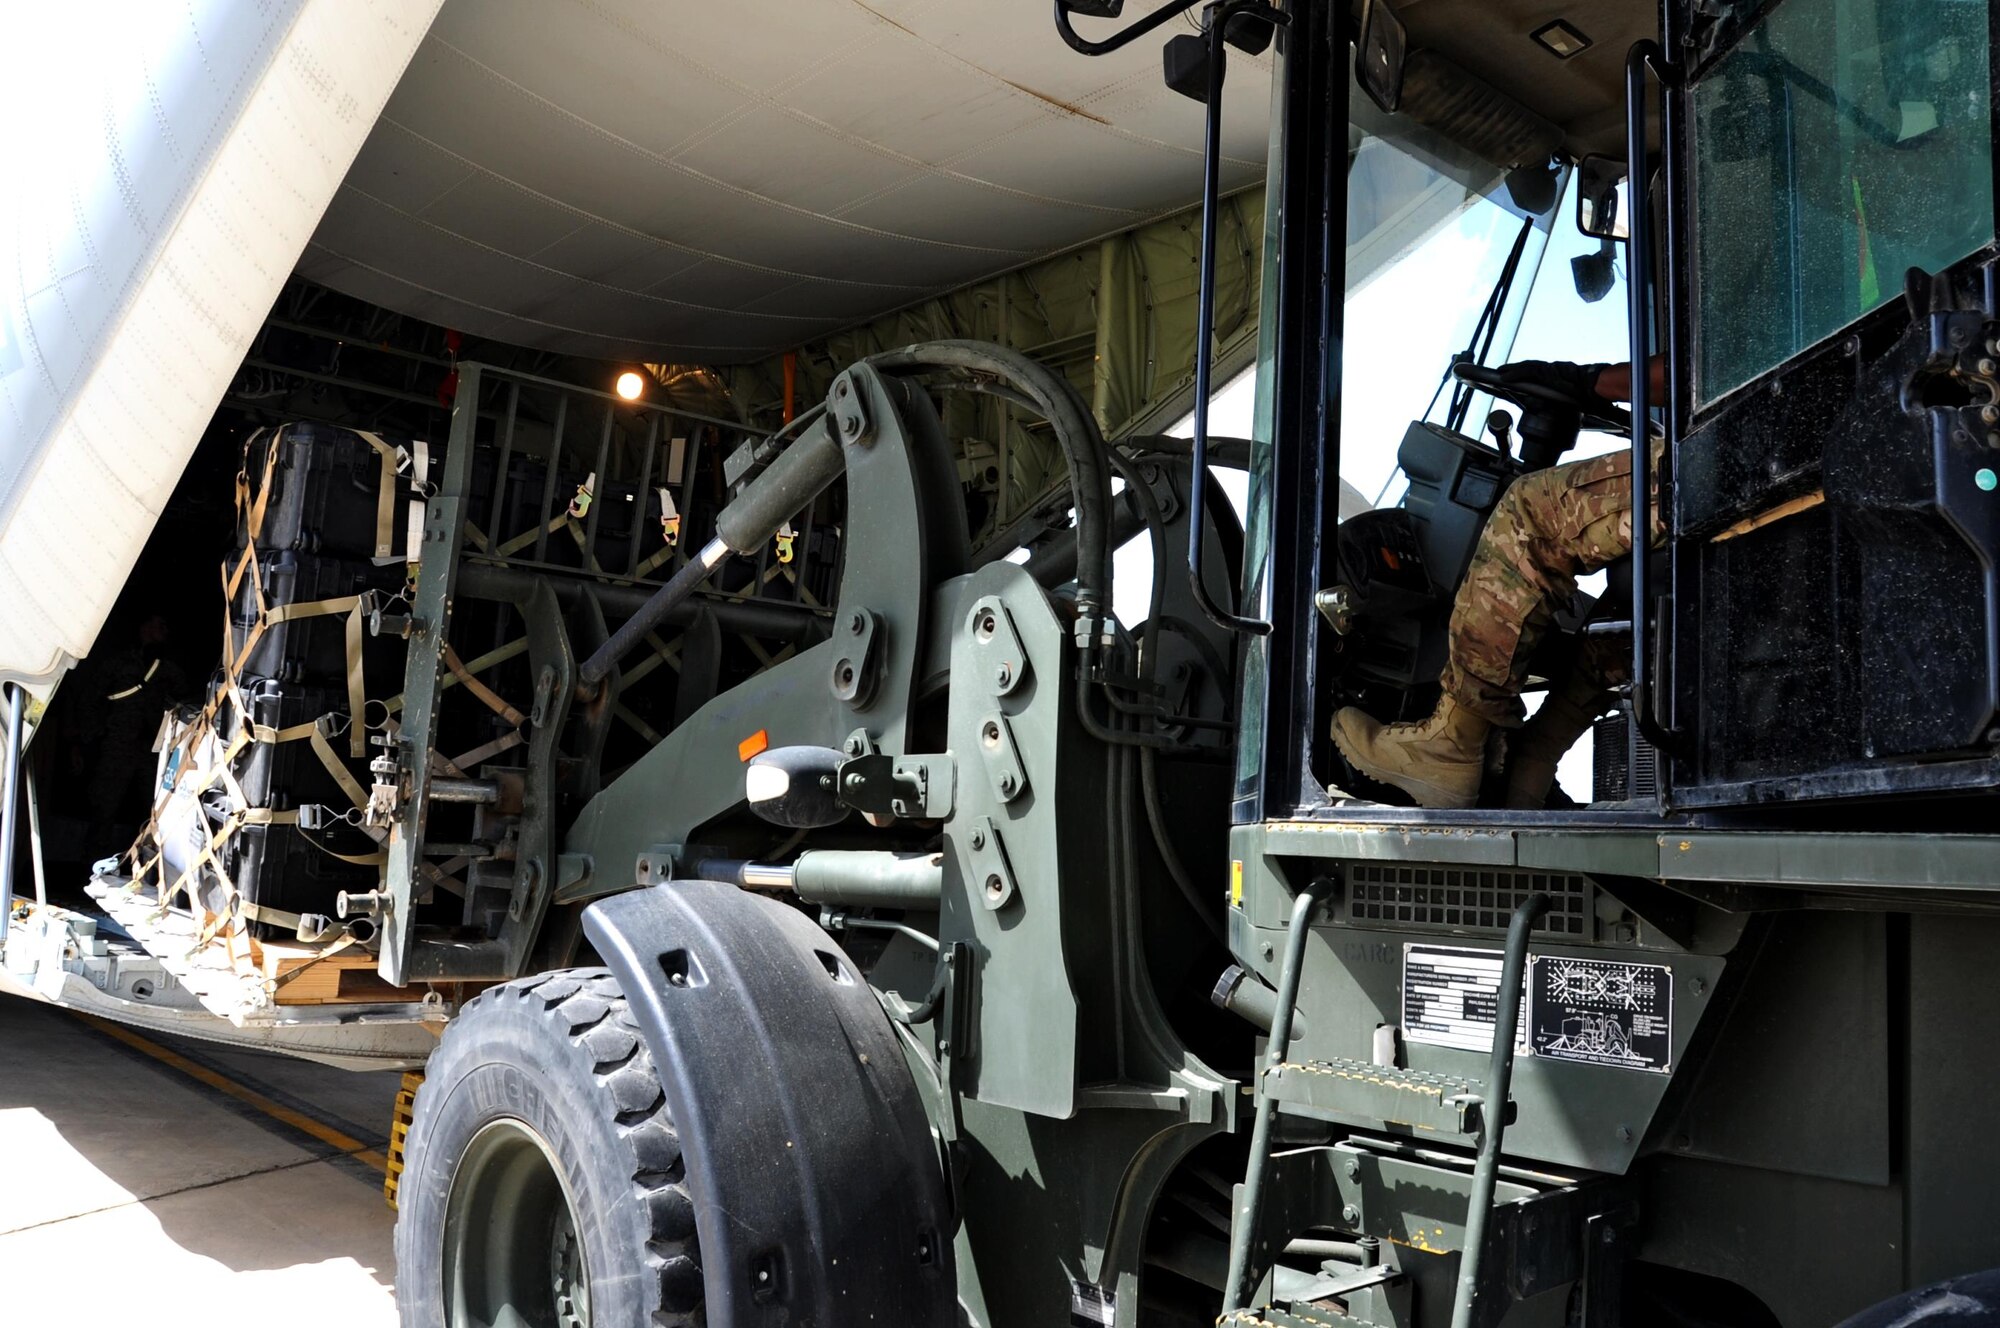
left=1527, top=955, right=1673, bottom=1072
left=1402, top=944, right=1525, bottom=1053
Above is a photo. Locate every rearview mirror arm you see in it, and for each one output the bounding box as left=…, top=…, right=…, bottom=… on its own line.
left=1053, top=0, right=1201, bottom=57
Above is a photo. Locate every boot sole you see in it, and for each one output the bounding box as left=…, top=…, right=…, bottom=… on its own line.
left=1330, top=723, right=1479, bottom=811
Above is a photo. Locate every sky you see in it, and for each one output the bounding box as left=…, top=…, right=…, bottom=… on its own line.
left=1141, top=171, right=1633, bottom=801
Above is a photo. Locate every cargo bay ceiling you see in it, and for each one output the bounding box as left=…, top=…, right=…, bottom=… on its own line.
left=297, top=0, right=1277, bottom=363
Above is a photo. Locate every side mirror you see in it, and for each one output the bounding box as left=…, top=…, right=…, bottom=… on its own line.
left=1572, top=237, right=1618, bottom=303
left=1356, top=0, right=1407, bottom=113
left=1576, top=154, right=1629, bottom=240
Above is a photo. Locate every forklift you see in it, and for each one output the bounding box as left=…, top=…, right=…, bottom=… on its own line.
left=8, top=0, right=2000, bottom=1324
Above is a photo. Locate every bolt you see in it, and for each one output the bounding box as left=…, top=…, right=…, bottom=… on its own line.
left=1344, top=1159, right=1361, bottom=1180
left=669, top=971, right=687, bottom=987
left=850, top=611, right=866, bottom=635
left=845, top=772, right=865, bottom=789
left=835, top=379, right=849, bottom=398
left=842, top=412, right=861, bottom=437
left=1617, top=1124, right=1634, bottom=1143
left=995, top=663, right=1012, bottom=687
left=1981, top=358, right=1998, bottom=377
left=1261, top=943, right=1275, bottom=961
left=998, top=773, right=1017, bottom=796
left=1341, top=1204, right=1360, bottom=1226
left=937, top=1038, right=951, bottom=1055
left=1690, top=977, right=1707, bottom=995
left=968, top=828, right=986, bottom=850
left=1983, top=405, right=1998, bottom=425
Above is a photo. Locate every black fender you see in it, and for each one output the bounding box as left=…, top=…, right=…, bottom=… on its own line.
left=1836, top=1270, right=2000, bottom=1327
left=582, top=881, right=955, bottom=1326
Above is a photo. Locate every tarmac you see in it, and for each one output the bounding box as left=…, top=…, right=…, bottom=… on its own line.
left=0, top=995, right=404, bottom=1326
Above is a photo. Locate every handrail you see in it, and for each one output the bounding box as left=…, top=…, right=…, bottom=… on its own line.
left=1624, top=41, right=1681, bottom=754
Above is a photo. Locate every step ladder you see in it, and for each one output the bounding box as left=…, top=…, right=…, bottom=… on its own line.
left=1220, top=882, right=1549, bottom=1328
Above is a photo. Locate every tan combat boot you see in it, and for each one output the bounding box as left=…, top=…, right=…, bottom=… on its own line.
left=1502, top=681, right=1610, bottom=810
left=1331, top=695, right=1490, bottom=809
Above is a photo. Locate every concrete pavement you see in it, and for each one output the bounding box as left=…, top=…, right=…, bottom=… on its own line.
left=0, top=995, right=405, bottom=1326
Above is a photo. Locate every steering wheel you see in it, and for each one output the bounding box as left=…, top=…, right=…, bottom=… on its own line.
left=1452, top=362, right=1634, bottom=435
left=1450, top=362, right=1653, bottom=471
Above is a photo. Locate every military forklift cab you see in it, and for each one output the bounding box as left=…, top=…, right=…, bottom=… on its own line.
left=1238, top=0, right=2000, bottom=821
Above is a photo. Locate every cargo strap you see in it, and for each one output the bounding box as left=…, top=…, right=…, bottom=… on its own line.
left=257, top=596, right=371, bottom=758
left=496, top=514, right=569, bottom=558
left=250, top=715, right=371, bottom=815
left=356, top=430, right=417, bottom=565
left=442, top=645, right=526, bottom=728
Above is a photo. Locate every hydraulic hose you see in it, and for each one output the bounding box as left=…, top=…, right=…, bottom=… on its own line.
left=865, top=340, right=1114, bottom=627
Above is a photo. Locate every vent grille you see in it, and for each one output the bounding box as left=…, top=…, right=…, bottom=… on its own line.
left=1346, top=864, right=1590, bottom=938
left=1594, top=712, right=1659, bottom=802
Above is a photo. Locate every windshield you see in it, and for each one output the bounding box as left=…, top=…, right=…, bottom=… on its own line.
left=1339, top=95, right=1559, bottom=507
left=1692, top=0, right=1995, bottom=407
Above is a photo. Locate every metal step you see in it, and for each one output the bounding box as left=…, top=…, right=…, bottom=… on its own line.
left=1264, top=1055, right=1488, bottom=1135
left=1220, top=1284, right=1397, bottom=1328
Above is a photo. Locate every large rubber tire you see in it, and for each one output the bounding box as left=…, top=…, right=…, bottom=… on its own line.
left=395, top=968, right=704, bottom=1327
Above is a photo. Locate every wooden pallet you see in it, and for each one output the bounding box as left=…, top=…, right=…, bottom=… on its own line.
left=259, top=942, right=403, bottom=1005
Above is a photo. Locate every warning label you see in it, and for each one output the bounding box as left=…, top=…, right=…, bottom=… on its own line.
left=1528, top=956, right=1672, bottom=1072
left=1069, top=1282, right=1116, bottom=1326
left=1402, top=945, right=1526, bottom=1053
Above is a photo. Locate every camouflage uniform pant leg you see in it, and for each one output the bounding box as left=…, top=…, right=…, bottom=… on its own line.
left=1440, top=446, right=1659, bottom=725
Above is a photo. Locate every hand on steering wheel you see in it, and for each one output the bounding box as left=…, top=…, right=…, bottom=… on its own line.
left=1453, top=360, right=1635, bottom=436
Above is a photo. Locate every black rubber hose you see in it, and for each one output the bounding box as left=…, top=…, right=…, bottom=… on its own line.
left=865, top=340, right=1113, bottom=624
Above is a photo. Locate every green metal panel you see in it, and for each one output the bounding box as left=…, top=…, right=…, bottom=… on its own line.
left=1661, top=831, right=2000, bottom=890
left=381, top=363, right=482, bottom=987
left=940, top=569, right=1083, bottom=1118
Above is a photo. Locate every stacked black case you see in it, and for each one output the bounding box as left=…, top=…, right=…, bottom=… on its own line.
left=208, top=424, right=418, bottom=936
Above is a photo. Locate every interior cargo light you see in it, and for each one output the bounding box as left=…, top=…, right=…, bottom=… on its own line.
left=615, top=370, right=646, bottom=401
left=1530, top=19, right=1591, bottom=59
